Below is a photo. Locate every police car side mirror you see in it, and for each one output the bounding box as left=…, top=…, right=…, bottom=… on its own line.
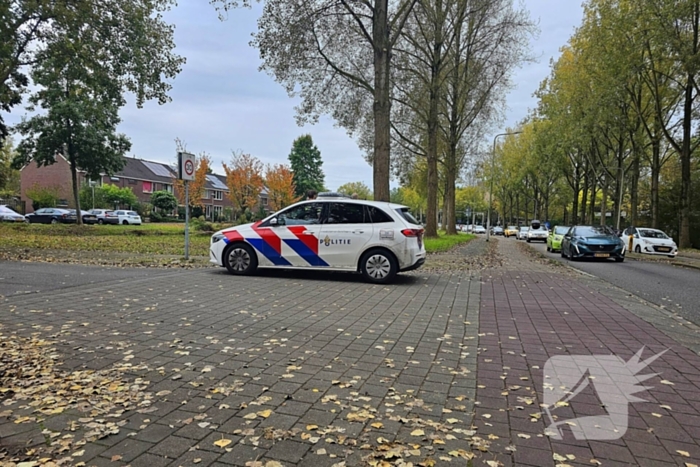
left=269, top=217, right=279, bottom=226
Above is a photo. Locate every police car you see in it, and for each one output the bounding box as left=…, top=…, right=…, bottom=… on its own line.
left=210, top=196, right=426, bottom=283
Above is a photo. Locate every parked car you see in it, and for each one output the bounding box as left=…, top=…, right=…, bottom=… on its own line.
left=113, top=210, right=142, bottom=225
left=526, top=220, right=548, bottom=243
left=621, top=227, right=677, bottom=258
left=560, top=225, right=626, bottom=262
left=473, top=225, right=486, bottom=234
left=461, top=224, right=474, bottom=233
left=210, top=197, right=426, bottom=284
left=491, top=226, right=504, bottom=236
left=89, top=209, right=120, bottom=225
left=25, top=208, right=77, bottom=224
left=68, top=209, right=98, bottom=225
left=0, top=205, right=26, bottom=222
left=516, top=226, right=529, bottom=240
left=546, top=225, right=570, bottom=252
left=504, top=226, right=518, bottom=237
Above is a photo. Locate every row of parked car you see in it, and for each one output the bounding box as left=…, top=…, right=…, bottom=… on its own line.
left=525, top=220, right=678, bottom=261
left=0, top=205, right=142, bottom=225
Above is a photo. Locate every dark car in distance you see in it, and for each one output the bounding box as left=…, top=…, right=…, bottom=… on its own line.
left=25, top=208, right=77, bottom=224
left=560, top=225, right=626, bottom=262
left=68, top=210, right=98, bottom=225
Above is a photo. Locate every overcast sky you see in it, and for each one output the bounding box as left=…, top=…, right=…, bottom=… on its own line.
left=7, top=1, right=584, bottom=191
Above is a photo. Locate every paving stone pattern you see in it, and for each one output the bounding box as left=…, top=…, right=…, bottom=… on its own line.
left=1, top=266, right=481, bottom=466
left=473, top=239, right=700, bottom=467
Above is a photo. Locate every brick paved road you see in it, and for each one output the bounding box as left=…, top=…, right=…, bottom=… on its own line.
left=1, top=264, right=481, bottom=466
left=3, top=237, right=700, bottom=466
left=473, top=239, right=700, bottom=467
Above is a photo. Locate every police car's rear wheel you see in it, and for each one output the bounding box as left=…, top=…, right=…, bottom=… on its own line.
left=224, top=243, right=258, bottom=275
left=361, top=249, right=397, bottom=284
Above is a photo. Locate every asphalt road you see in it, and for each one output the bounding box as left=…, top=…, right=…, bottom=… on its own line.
left=520, top=238, right=700, bottom=325
left=0, top=261, right=178, bottom=298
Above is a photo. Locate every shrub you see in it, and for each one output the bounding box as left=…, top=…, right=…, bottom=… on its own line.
left=26, top=184, right=60, bottom=210
left=191, top=216, right=215, bottom=232
left=149, top=211, right=164, bottom=223
left=151, top=191, right=178, bottom=212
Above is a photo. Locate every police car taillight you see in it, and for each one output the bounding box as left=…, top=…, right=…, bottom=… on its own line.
left=401, top=228, right=423, bottom=237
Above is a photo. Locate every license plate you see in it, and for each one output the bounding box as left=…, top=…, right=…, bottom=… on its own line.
left=657, top=247, right=670, bottom=252
left=594, top=253, right=610, bottom=258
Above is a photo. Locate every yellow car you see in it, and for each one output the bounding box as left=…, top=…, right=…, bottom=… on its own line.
left=504, top=226, right=519, bottom=237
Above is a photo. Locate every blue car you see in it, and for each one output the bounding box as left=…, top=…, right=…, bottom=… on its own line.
left=560, top=225, right=626, bottom=262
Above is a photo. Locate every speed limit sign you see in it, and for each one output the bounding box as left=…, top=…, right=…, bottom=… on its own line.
left=178, top=152, right=196, bottom=181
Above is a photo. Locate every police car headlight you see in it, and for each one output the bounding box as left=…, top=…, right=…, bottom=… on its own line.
left=212, top=233, right=226, bottom=244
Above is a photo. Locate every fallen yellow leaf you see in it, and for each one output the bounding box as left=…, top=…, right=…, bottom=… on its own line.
left=214, top=438, right=232, bottom=448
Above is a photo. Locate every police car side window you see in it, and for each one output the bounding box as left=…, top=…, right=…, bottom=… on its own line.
left=367, top=206, right=392, bottom=223
left=325, top=203, right=365, bottom=224
left=278, top=203, right=323, bottom=225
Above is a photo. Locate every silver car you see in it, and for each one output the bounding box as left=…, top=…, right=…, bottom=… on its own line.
left=517, top=226, right=529, bottom=240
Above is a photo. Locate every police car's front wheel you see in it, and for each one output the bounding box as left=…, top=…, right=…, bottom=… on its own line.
left=224, top=243, right=258, bottom=275
left=360, top=249, right=397, bottom=284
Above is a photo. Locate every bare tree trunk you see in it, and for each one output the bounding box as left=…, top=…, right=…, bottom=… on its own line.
left=373, top=0, right=391, bottom=202
left=580, top=171, right=588, bottom=225
left=423, top=0, right=444, bottom=238
left=65, top=140, right=83, bottom=226
left=571, top=163, right=580, bottom=225
left=600, top=182, right=607, bottom=226
left=444, top=160, right=457, bottom=235
left=651, top=136, right=660, bottom=228
left=629, top=152, right=639, bottom=227
left=589, top=181, right=596, bottom=225
left=679, top=76, right=693, bottom=247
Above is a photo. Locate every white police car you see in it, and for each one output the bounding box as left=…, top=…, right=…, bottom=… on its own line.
left=210, top=197, right=426, bottom=283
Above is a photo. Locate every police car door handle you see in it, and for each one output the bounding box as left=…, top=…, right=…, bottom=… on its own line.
left=353, top=230, right=364, bottom=234
left=302, top=231, right=315, bottom=235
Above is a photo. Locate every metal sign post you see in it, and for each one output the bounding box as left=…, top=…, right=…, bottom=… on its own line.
left=184, top=181, right=190, bottom=259
left=178, top=151, right=196, bottom=260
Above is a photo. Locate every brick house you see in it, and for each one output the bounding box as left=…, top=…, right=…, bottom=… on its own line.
left=20, top=155, right=270, bottom=220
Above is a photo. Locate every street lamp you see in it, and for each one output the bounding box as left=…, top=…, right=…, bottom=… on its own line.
left=487, top=131, right=522, bottom=242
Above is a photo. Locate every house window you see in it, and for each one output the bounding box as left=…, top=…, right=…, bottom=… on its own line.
left=205, top=204, right=213, bottom=219
left=164, top=184, right=172, bottom=193
left=143, top=181, right=153, bottom=193
left=213, top=190, right=223, bottom=200
left=203, top=190, right=210, bottom=199
left=261, top=196, right=268, bottom=206
left=213, top=205, right=223, bottom=220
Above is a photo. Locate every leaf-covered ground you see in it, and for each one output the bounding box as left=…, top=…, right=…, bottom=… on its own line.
left=0, top=325, right=153, bottom=466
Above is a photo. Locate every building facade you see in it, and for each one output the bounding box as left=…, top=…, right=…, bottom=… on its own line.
left=20, top=155, right=269, bottom=220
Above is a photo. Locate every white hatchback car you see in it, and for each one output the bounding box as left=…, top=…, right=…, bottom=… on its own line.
left=527, top=227, right=548, bottom=242
left=113, top=210, right=142, bottom=225
left=622, top=227, right=677, bottom=258
left=210, top=198, right=426, bottom=283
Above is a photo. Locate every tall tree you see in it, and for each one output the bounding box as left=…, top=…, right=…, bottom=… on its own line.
left=12, top=0, right=184, bottom=224
left=337, top=181, right=373, bottom=200
left=212, top=0, right=419, bottom=202
left=265, top=163, right=299, bottom=211
left=639, top=0, right=700, bottom=247
left=223, top=152, right=264, bottom=220
left=0, top=137, right=19, bottom=194
left=288, top=134, right=325, bottom=197
left=0, top=0, right=56, bottom=141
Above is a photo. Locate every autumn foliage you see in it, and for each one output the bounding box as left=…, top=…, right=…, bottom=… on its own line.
left=265, top=164, right=299, bottom=211
left=223, top=153, right=264, bottom=217
left=174, top=153, right=211, bottom=208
